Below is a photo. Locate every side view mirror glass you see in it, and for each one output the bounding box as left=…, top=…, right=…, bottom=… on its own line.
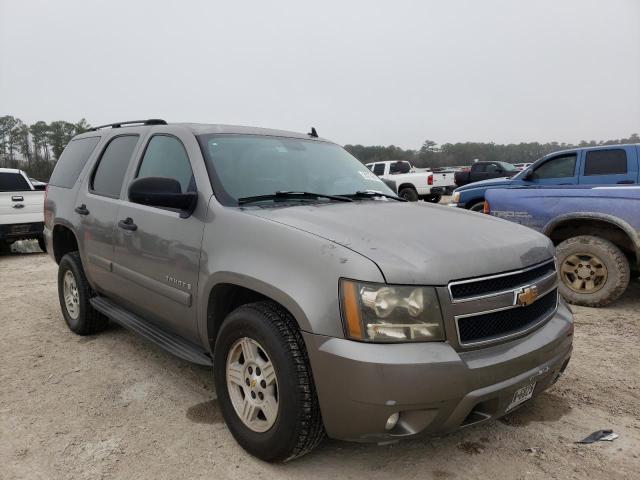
left=129, top=176, right=197, bottom=217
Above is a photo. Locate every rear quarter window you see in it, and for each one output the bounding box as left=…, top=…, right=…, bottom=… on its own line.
left=0, top=172, right=30, bottom=192
left=49, top=137, right=101, bottom=188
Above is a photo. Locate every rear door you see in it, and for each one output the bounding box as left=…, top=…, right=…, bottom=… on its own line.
left=578, top=146, right=637, bottom=185
left=74, top=134, right=142, bottom=295
left=111, top=132, right=205, bottom=341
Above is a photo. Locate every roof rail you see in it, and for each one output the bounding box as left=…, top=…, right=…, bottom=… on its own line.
left=89, top=119, right=167, bottom=131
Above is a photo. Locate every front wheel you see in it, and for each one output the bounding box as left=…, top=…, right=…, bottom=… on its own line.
left=469, top=201, right=485, bottom=212
left=213, top=301, right=324, bottom=462
left=37, top=236, right=47, bottom=253
left=556, top=235, right=630, bottom=307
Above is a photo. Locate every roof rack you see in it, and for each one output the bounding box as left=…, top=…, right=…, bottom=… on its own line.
left=89, top=119, right=167, bottom=131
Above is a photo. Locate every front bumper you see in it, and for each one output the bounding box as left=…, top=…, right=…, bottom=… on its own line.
left=304, top=302, right=573, bottom=442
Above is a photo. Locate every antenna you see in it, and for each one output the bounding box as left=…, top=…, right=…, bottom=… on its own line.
left=308, top=127, right=318, bottom=138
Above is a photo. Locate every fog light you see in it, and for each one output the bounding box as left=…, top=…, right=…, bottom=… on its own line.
left=385, top=412, right=399, bottom=431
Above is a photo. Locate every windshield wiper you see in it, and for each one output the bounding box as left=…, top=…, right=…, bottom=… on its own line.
left=238, top=191, right=353, bottom=205
left=342, top=190, right=408, bottom=202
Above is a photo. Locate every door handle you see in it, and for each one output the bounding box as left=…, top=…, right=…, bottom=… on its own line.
left=617, top=180, right=635, bottom=184
left=11, top=196, right=24, bottom=202
left=118, top=217, right=138, bottom=231
left=74, top=204, right=90, bottom=215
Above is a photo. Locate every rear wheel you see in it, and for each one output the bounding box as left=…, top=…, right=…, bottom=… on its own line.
left=399, top=187, right=419, bottom=202
left=556, top=235, right=630, bottom=307
left=424, top=194, right=442, bottom=203
left=58, top=252, right=108, bottom=334
left=213, top=301, right=324, bottom=462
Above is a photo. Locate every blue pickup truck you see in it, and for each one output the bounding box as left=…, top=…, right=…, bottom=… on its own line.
left=485, top=185, right=640, bottom=307
left=450, top=144, right=640, bottom=211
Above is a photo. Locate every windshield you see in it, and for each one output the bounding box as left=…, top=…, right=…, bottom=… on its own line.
left=499, top=162, right=517, bottom=172
left=198, top=135, right=395, bottom=204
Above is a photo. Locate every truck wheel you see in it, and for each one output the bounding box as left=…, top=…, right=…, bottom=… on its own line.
left=37, top=236, right=47, bottom=253
left=213, top=301, right=325, bottom=462
left=425, top=194, right=442, bottom=203
left=556, top=235, right=630, bottom=307
left=469, top=201, right=485, bottom=212
left=399, top=188, right=419, bottom=202
left=57, top=252, right=109, bottom=335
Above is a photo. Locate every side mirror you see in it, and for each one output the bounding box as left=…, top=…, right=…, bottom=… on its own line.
left=129, top=177, right=197, bottom=217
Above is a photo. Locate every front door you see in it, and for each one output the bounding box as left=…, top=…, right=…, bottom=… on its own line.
left=525, top=152, right=579, bottom=186
left=111, top=133, right=204, bottom=341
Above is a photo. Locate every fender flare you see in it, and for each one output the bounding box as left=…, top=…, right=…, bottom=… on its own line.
left=197, top=271, right=312, bottom=348
left=543, top=212, right=640, bottom=260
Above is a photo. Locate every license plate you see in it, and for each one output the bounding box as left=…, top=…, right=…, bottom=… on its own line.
left=10, top=224, right=30, bottom=234
left=507, top=382, right=536, bottom=411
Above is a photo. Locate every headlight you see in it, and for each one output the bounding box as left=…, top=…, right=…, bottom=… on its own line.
left=451, top=191, right=460, bottom=203
left=340, top=279, right=445, bottom=342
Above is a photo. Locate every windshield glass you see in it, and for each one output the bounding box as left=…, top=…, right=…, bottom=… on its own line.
left=198, top=135, right=395, bottom=204
left=499, top=162, right=517, bottom=172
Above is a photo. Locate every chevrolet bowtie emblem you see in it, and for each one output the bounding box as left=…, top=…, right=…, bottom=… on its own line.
left=517, top=286, right=539, bottom=306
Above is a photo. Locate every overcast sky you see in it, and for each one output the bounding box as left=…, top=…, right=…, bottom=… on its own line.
left=1, top=0, right=638, bottom=148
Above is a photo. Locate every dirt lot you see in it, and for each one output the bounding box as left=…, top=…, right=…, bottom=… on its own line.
left=1, top=243, right=639, bottom=480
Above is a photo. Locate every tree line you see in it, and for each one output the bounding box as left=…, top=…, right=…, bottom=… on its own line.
left=0, top=115, right=91, bottom=180
left=345, top=133, right=640, bottom=169
left=1, top=113, right=638, bottom=180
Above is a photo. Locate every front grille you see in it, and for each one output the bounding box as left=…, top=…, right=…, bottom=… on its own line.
left=457, top=288, right=557, bottom=345
left=450, top=260, right=555, bottom=300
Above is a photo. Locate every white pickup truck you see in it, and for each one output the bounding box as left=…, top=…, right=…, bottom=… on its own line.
left=0, top=168, right=46, bottom=252
left=365, top=160, right=439, bottom=202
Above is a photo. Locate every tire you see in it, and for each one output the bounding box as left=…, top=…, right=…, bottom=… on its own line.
left=424, top=194, right=442, bottom=203
left=469, top=201, right=485, bottom=212
left=556, top=235, right=630, bottom=307
left=37, top=236, right=47, bottom=253
left=399, top=187, right=419, bottom=202
left=213, top=301, right=325, bottom=462
left=0, top=241, right=11, bottom=254
left=57, top=252, right=109, bottom=335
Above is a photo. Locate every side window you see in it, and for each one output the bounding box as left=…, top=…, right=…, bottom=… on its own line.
left=584, top=149, right=627, bottom=176
left=531, top=154, right=577, bottom=180
left=136, top=135, right=195, bottom=193
left=473, top=164, right=487, bottom=173
left=485, top=163, right=500, bottom=173
left=373, top=163, right=385, bottom=175
left=91, top=135, right=139, bottom=197
left=0, top=172, right=30, bottom=192
left=49, top=137, right=101, bottom=188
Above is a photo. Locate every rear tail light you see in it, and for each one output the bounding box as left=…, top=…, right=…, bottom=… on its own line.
left=428, top=174, right=433, bottom=186
left=483, top=201, right=490, bottom=214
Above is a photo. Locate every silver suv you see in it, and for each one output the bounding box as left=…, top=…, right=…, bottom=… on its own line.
left=44, top=120, right=573, bottom=462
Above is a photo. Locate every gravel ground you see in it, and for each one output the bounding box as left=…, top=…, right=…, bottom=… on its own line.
left=1, top=241, right=639, bottom=480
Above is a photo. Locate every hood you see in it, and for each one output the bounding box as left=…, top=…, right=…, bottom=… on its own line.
left=244, top=201, right=554, bottom=285
left=457, top=176, right=517, bottom=191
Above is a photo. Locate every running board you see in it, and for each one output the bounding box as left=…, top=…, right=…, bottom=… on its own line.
left=90, top=296, right=213, bottom=367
